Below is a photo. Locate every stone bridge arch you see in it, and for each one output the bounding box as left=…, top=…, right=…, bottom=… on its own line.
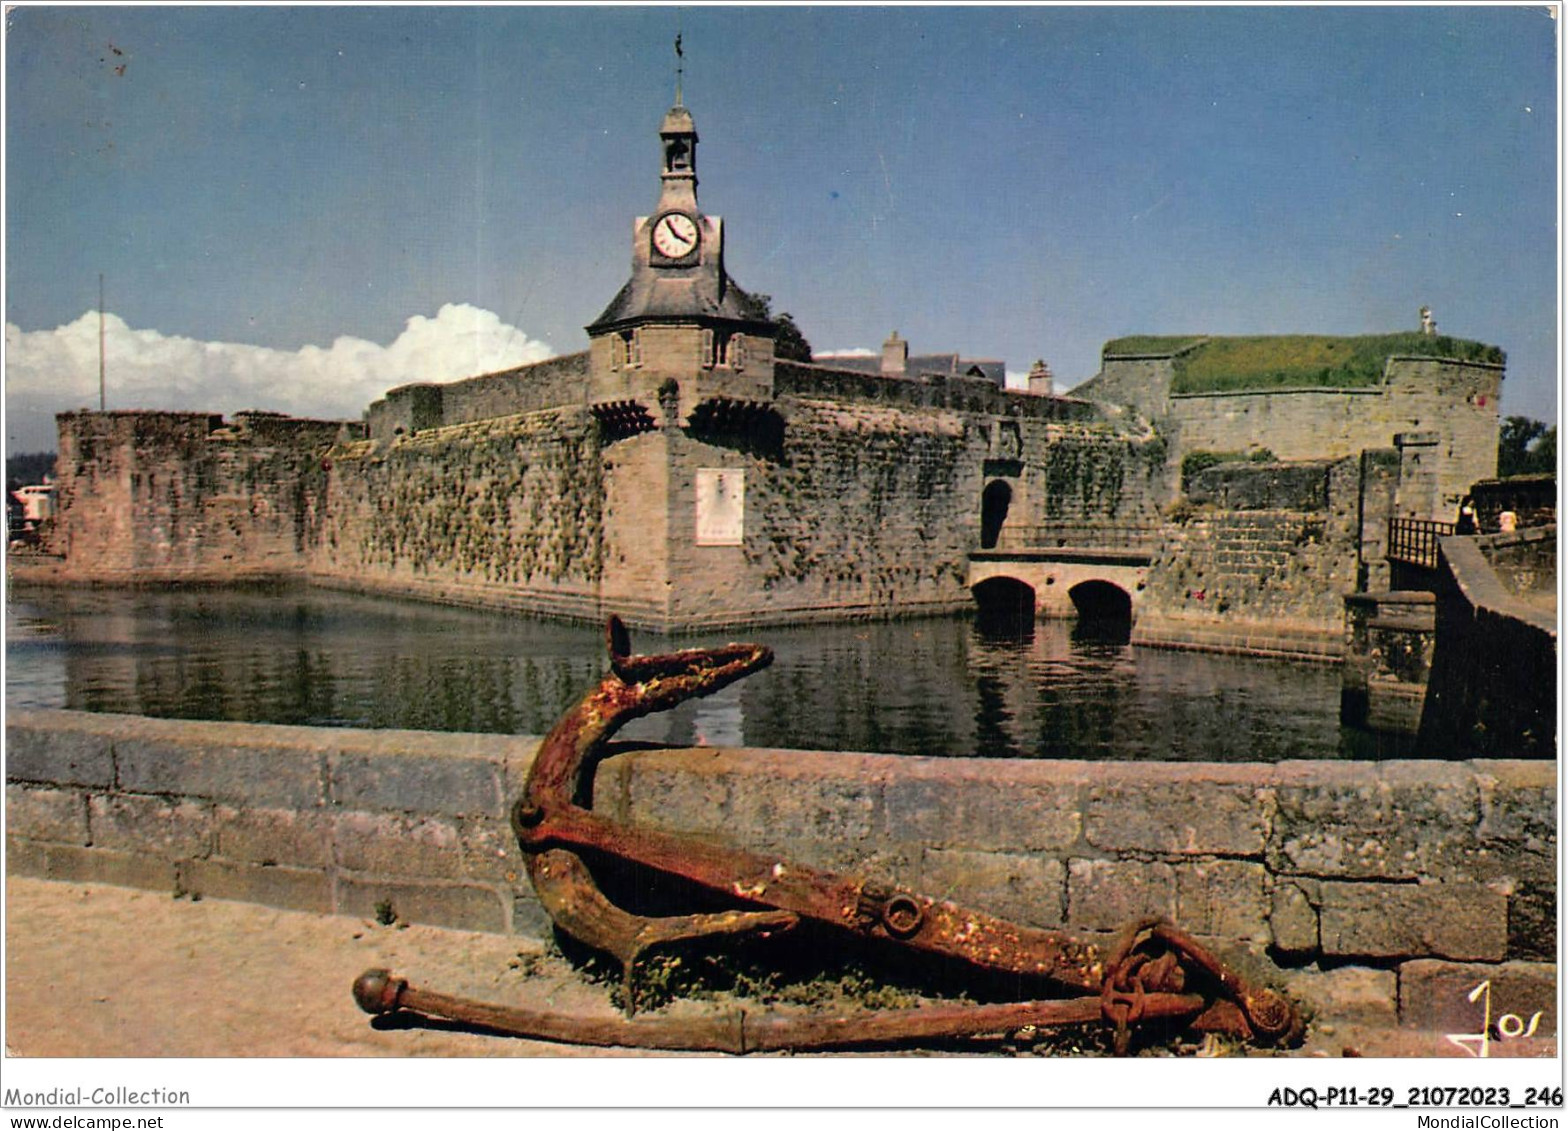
left=971, top=575, right=1036, bottom=632
left=967, top=549, right=1149, bottom=624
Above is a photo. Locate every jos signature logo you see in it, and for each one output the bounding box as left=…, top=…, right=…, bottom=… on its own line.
left=1446, top=979, right=1546, bottom=1058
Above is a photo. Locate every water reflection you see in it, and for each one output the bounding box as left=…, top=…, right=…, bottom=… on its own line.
left=5, top=585, right=1416, bottom=761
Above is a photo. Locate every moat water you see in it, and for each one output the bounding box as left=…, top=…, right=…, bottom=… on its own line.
left=4, top=586, right=1416, bottom=761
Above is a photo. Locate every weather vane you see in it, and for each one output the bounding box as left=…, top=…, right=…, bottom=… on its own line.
left=674, top=22, right=684, bottom=107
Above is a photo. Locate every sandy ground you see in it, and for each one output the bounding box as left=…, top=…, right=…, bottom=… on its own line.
left=3, top=875, right=654, bottom=1058
left=3, top=876, right=1556, bottom=1060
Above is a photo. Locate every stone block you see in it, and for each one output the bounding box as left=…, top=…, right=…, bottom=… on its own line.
left=116, top=737, right=323, bottom=809
left=32, top=844, right=177, bottom=892
left=622, top=757, right=734, bottom=838
left=1508, top=881, right=1556, bottom=961
left=1084, top=782, right=1266, bottom=856
left=727, top=772, right=879, bottom=853
left=1282, top=965, right=1398, bottom=1026
left=5, top=835, right=47, bottom=877
left=881, top=773, right=1081, bottom=853
left=510, top=893, right=554, bottom=940
left=214, top=805, right=332, bottom=869
left=1271, top=763, right=1481, bottom=880
left=329, top=751, right=502, bottom=819
left=1399, top=960, right=1557, bottom=1037
left=1475, top=764, right=1556, bottom=860
left=89, top=794, right=212, bottom=859
left=177, top=859, right=332, bottom=914
left=334, top=811, right=517, bottom=881
left=1319, top=882, right=1508, bottom=961
left=5, top=786, right=88, bottom=845
left=337, top=877, right=507, bottom=934
left=5, top=721, right=115, bottom=788
left=1173, top=860, right=1268, bottom=941
left=1066, top=858, right=1176, bottom=931
left=919, top=848, right=1065, bottom=929
left=1269, top=878, right=1320, bottom=954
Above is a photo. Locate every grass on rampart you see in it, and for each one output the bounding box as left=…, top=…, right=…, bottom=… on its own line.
left=1102, top=336, right=1208, bottom=357
left=1104, top=333, right=1504, bottom=394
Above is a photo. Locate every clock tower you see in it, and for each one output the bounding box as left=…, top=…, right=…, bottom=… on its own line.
left=587, top=101, right=777, bottom=428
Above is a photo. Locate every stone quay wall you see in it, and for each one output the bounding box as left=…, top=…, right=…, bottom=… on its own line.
left=1134, top=459, right=1362, bottom=660
left=1341, top=591, right=1436, bottom=734
left=1420, top=527, right=1557, bottom=758
left=42, top=377, right=1165, bottom=631
left=48, top=410, right=353, bottom=582
left=6, top=710, right=1554, bottom=1034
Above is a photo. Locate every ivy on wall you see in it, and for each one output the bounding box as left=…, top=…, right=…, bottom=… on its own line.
left=324, top=411, right=604, bottom=585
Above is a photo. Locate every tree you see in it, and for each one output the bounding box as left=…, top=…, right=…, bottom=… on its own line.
left=752, top=294, right=814, bottom=362
left=1497, top=416, right=1557, bottom=477
left=5, top=451, right=56, bottom=486
left=771, top=312, right=814, bottom=362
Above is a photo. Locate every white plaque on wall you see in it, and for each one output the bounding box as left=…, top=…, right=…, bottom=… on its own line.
left=695, top=468, right=744, bottom=546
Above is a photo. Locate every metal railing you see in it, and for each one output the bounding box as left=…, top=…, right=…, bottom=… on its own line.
left=1387, top=517, right=1455, bottom=569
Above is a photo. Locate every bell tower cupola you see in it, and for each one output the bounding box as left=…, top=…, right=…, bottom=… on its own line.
left=658, top=105, right=699, bottom=215
left=587, top=99, right=778, bottom=427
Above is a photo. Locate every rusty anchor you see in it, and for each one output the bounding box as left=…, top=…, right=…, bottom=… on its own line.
left=356, top=617, right=1302, bottom=1053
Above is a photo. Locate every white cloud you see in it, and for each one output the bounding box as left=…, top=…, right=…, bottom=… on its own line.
left=816, top=347, right=877, bottom=358
left=1005, top=370, right=1030, bottom=391
left=4, top=304, right=555, bottom=451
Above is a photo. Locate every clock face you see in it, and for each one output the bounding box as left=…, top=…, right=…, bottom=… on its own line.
left=652, top=212, right=700, bottom=259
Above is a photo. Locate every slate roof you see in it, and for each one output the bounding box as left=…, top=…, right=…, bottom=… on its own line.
left=816, top=353, right=1007, bottom=386
left=587, top=271, right=772, bottom=334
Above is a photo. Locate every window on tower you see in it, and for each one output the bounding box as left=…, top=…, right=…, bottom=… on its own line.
left=618, top=329, right=641, bottom=368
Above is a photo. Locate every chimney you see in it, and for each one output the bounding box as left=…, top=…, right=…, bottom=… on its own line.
left=881, top=330, right=908, bottom=377
left=1028, top=359, right=1055, bottom=397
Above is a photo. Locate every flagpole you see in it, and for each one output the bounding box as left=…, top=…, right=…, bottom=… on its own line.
left=98, top=273, right=106, bottom=412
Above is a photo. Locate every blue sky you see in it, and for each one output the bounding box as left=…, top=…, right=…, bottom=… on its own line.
left=4, top=5, right=1559, bottom=453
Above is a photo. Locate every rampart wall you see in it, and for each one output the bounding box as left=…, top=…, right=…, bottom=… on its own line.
left=310, top=407, right=610, bottom=623
left=6, top=710, right=1554, bottom=1034
left=309, top=378, right=1169, bottom=629
left=365, top=353, right=591, bottom=441
left=48, top=410, right=351, bottom=581
left=1079, top=355, right=1501, bottom=520
left=1166, top=359, right=1501, bottom=517
left=1134, top=459, right=1362, bottom=660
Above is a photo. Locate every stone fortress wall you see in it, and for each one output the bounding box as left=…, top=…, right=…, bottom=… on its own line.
left=6, top=709, right=1556, bottom=1037
left=304, top=356, right=1171, bottom=629
left=38, top=329, right=1502, bottom=648
left=47, top=410, right=356, bottom=582
left=1079, top=346, right=1502, bottom=516
left=1134, top=458, right=1365, bottom=660
left=1066, top=338, right=1506, bottom=655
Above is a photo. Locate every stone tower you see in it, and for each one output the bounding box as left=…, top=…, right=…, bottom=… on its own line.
left=586, top=101, right=777, bottom=427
